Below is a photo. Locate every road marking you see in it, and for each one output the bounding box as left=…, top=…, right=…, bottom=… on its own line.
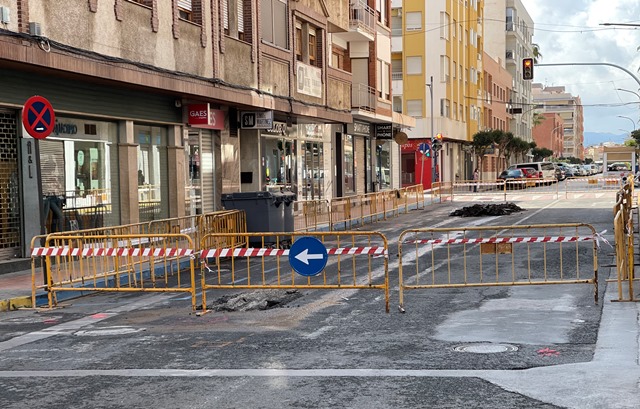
left=0, top=294, right=171, bottom=352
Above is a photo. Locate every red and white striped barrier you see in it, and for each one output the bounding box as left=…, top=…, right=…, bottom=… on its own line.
left=405, top=236, right=594, bottom=245
left=200, top=246, right=388, bottom=258
left=31, top=247, right=193, bottom=257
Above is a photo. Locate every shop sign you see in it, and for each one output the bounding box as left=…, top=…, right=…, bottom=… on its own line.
left=375, top=123, right=393, bottom=140
left=187, top=104, right=225, bottom=130
left=264, top=121, right=287, bottom=135
left=304, top=124, right=324, bottom=138
left=296, top=62, right=322, bottom=98
left=241, top=110, right=274, bottom=129
left=348, top=121, right=371, bottom=136
left=53, top=120, right=78, bottom=136
left=187, top=104, right=210, bottom=125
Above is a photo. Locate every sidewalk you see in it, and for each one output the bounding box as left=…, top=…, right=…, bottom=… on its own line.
left=0, top=267, right=37, bottom=311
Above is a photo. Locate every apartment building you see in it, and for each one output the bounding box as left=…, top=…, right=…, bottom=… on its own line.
left=532, top=84, right=585, bottom=160
left=0, top=0, right=385, bottom=260
left=392, top=0, right=484, bottom=188
left=484, top=0, right=534, bottom=143
left=532, top=113, right=564, bottom=158
left=481, top=51, right=513, bottom=178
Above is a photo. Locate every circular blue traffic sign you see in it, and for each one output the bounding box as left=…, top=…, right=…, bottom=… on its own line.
left=289, top=236, right=328, bottom=277
left=22, top=95, right=55, bottom=139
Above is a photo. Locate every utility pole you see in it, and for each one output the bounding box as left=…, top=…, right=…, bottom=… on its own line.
left=425, top=76, right=436, bottom=185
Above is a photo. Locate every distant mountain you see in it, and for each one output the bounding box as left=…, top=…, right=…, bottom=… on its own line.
left=583, top=132, right=627, bottom=147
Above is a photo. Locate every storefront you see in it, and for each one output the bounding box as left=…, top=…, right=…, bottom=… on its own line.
left=39, top=117, right=120, bottom=231
left=0, top=109, right=21, bottom=259
left=298, top=124, right=326, bottom=200
left=375, top=123, right=393, bottom=191
left=400, top=139, right=432, bottom=189
left=347, top=121, right=374, bottom=194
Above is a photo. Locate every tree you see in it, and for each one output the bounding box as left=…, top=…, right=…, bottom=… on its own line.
left=624, top=139, right=637, bottom=147
left=503, top=136, right=528, bottom=166
left=631, top=129, right=640, bottom=145
left=532, top=43, right=543, bottom=64
left=531, top=147, right=553, bottom=161
left=532, top=112, right=546, bottom=127
left=471, top=130, right=497, bottom=179
left=493, top=130, right=514, bottom=170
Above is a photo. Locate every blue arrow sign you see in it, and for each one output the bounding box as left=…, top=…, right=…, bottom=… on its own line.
left=418, top=143, right=430, bottom=153
left=289, top=236, right=328, bottom=277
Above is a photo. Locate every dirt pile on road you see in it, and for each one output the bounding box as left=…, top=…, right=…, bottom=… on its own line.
left=449, top=202, right=525, bottom=217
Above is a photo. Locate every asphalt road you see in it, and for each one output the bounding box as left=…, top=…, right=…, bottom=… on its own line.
left=1, top=190, right=638, bottom=409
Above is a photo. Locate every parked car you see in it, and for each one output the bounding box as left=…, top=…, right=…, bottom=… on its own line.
left=498, top=169, right=529, bottom=189
left=556, top=163, right=575, bottom=177
left=508, top=161, right=557, bottom=182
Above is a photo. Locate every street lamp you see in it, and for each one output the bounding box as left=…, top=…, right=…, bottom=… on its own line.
left=616, top=88, right=640, bottom=100
left=618, top=115, right=637, bottom=131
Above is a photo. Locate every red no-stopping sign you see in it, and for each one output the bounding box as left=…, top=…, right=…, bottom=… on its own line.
left=22, top=96, right=55, bottom=139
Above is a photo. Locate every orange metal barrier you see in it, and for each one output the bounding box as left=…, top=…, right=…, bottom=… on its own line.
left=398, top=223, right=599, bottom=311
left=199, top=231, right=390, bottom=312
left=612, top=179, right=637, bottom=301
left=565, top=177, right=621, bottom=198
left=33, top=233, right=197, bottom=310
left=293, top=199, right=331, bottom=232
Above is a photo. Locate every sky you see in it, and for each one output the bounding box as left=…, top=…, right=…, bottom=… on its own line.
left=519, top=0, right=640, bottom=141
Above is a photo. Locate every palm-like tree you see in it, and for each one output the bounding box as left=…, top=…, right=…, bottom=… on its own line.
left=532, top=43, right=543, bottom=64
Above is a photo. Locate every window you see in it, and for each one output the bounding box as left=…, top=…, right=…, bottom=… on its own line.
left=178, top=0, right=192, bottom=20
left=440, top=12, right=449, bottom=40
left=406, top=56, right=422, bottom=75
left=459, top=24, right=463, bottom=42
left=406, top=11, right=421, bottom=31
left=452, top=19, right=456, bottom=38
left=377, top=0, right=388, bottom=25
left=331, top=46, right=347, bottom=70
left=136, top=126, right=169, bottom=222
left=222, top=0, right=248, bottom=40
left=295, top=21, right=322, bottom=68
left=308, top=28, right=317, bottom=66
left=440, top=98, right=450, bottom=117
left=407, top=99, right=423, bottom=117
left=261, top=0, right=288, bottom=49
left=453, top=60, right=457, bottom=79
left=393, top=96, right=403, bottom=113
left=440, top=55, right=449, bottom=82
left=343, top=135, right=355, bottom=194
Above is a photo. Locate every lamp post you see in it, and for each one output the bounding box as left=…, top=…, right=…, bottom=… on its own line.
left=616, top=88, right=640, bottom=124
left=618, top=115, right=637, bottom=131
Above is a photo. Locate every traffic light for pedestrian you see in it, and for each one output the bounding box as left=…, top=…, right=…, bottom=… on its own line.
left=522, top=58, right=534, bottom=80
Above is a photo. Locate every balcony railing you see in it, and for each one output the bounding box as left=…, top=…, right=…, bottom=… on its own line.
left=392, top=72, right=403, bottom=80
left=349, top=0, right=375, bottom=39
left=352, top=83, right=377, bottom=112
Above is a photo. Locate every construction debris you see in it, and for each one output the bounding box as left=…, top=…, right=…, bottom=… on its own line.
left=449, top=202, right=525, bottom=217
left=208, top=289, right=302, bottom=312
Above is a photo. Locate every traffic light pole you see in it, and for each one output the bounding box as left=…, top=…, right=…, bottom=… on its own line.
left=535, top=62, right=640, bottom=88
left=427, top=76, right=436, bottom=185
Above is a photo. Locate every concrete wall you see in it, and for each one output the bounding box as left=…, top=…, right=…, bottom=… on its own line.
left=223, top=38, right=256, bottom=88
left=27, top=0, right=212, bottom=77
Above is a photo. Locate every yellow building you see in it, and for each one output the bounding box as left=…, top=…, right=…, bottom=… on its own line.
left=392, top=0, right=484, bottom=184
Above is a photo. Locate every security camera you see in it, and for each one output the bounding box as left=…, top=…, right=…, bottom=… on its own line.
left=175, top=100, right=182, bottom=108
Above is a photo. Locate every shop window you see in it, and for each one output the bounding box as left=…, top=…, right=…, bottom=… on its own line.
left=136, top=125, right=168, bottom=222
left=261, top=0, right=288, bottom=49
left=376, top=141, right=391, bottom=190
left=343, top=134, right=355, bottom=194
left=39, top=119, right=120, bottom=231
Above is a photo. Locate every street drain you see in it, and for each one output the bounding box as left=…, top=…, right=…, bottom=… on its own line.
left=453, top=343, right=518, bottom=353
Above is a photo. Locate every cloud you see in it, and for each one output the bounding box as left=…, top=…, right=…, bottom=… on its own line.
left=519, top=0, right=640, bottom=137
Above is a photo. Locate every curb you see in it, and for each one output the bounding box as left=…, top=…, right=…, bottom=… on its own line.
left=0, top=295, right=33, bottom=312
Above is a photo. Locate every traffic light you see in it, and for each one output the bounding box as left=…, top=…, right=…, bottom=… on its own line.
left=432, top=134, right=443, bottom=152
left=522, top=58, right=534, bottom=80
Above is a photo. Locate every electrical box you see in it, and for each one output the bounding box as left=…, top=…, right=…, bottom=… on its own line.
left=0, top=7, right=10, bottom=24
left=29, top=22, right=42, bottom=36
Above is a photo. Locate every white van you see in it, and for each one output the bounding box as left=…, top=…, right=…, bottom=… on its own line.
left=508, top=162, right=557, bottom=181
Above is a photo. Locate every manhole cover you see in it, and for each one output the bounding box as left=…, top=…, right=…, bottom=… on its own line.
left=453, top=343, right=518, bottom=353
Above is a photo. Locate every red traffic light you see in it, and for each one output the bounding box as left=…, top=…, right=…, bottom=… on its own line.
left=522, top=58, right=534, bottom=80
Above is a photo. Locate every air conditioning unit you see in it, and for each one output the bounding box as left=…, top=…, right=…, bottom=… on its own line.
left=0, top=7, right=10, bottom=24
left=29, top=22, right=42, bottom=36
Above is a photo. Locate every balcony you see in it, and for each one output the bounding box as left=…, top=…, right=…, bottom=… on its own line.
left=334, top=0, right=375, bottom=42
left=352, top=83, right=377, bottom=112
left=391, top=35, right=402, bottom=52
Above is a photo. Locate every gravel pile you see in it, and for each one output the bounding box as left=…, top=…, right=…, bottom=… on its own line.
left=449, top=202, right=525, bottom=217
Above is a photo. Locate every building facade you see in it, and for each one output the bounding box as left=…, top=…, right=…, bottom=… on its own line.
left=481, top=51, right=513, bottom=179
left=392, top=0, right=484, bottom=188
left=532, top=112, right=564, bottom=158
left=0, top=0, right=415, bottom=261
left=532, top=84, right=585, bottom=160
left=484, top=0, right=534, bottom=143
